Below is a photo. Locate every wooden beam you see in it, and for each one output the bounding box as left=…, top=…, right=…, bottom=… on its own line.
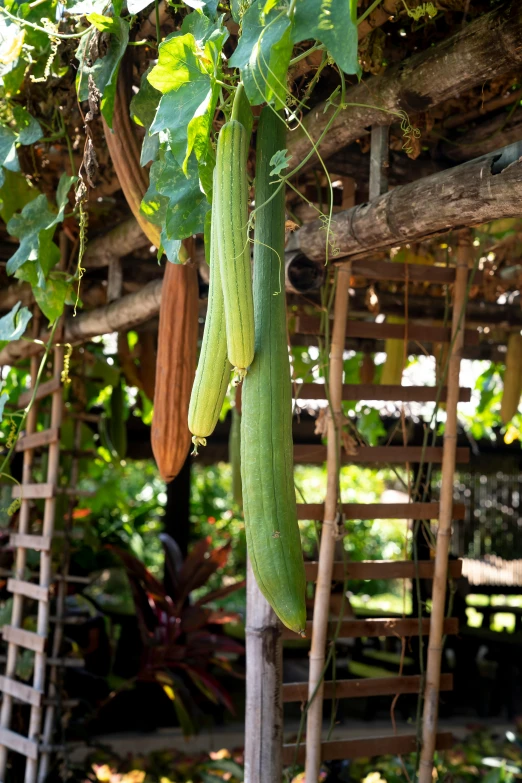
left=0, top=728, right=38, bottom=760
left=286, top=0, right=522, bottom=168
left=2, top=627, right=45, bottom=654
left=11, top=484, right=55, bottom=500
left=297, top=142, right=522, bottom=261
left=295, top=383, right=471, bottom=402
left=15, top=428, right=59, bottom=452
left=303, top=559, right=463, bottom=581
left=297, top=502, right=465, bottom=521
left=282, top=732, right=453, bottom=765
left=293, top=444, right=469, bottom=464
left=283, top=673, right=453, bottom=703
left=281, top=617, right=458, bottom=640
left=0, top=677, right=42, bottom=708
left=9, top=534, right=51, bottom=552
left=83, top=219, right=151, bottom=269
left=294, top=316, right=479, bottom=345
left=7, top=580, right=49, bottom=603
left=18, top=378, right=61, bottom=408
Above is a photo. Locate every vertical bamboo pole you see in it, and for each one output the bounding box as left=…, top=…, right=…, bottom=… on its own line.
left=419, top=229, right=471, bottom=782
left=305, top=262, right=351, bottom=783
left=244, top=559, right=282, bottom=783
left=0, top=311, right=40, bottom=779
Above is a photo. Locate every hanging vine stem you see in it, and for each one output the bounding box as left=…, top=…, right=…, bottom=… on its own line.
left=0, top=6, right=94, bottom=38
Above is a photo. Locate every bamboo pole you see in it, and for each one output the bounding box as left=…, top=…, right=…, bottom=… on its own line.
left=305, top=262, right=351, bottom=783
left=419, top=230, right=471, bottom=782
left=244, top=558, right=282, bottom=783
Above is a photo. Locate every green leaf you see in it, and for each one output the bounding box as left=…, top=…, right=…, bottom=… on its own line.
left=228, top=0, right=292, bottom=108
left=5, top=174, right=73, bottom=283
left=76, top=16, right=129, bottom=128
left=0, top=301, right=32, bottom=351
left=292, top=0, right=360, bottom=76
left=0, top=392, right=8, bottom=420
left=151, top=149, right=209, bottom=239
left=12, top=105, right=43, bottom=146
left=33, top=274, right=75, bottom=324
left=0, top=125, right=20, bottom=183
left=269, top=148, right=291, bottom=176
left=0, top=170, right=36, bottom=224
left=130, top=65, right=161, bottom=130
left=147, top=32, right=212, bottom=93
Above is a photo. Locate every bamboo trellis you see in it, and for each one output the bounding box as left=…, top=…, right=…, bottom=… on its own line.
left=0, top=331, right=64, bottom=783
left=278, top=131, right=469, bottom=781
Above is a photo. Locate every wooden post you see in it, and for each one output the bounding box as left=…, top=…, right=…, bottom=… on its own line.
left=369, top=126, right=389, bottom=201
left=244, top=558, right=282, bottom=783
left=419, top=230, right=471, bottom=782
left=305, top=262, right=351, bottom=783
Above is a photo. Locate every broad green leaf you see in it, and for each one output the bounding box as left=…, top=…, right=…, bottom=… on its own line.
left=0, top=170, right=36, bottom=224
left=0, top=125, right=20, bottom=185
left=160, top=232, right=182, bottom=264
left=6, top=174, right=73, bottom=283
left=148, top=30, right=225, bottom=173
left=181, top=8, right=224, bottom=41
left=33, top=274, right=75, bottom=324
left=76, top=16, right=129, bottom=128
left=142, top=148, right=209, bottom=241
left=292, top=0, right=360, bottom=76
left=12, top=106, right=43, bottom=146
left=0, top=393, right=8, bottom=420
left=0, top=301, right=32, bottom=350
left=130, top=66, right=161, bottom=129
left=228, top=0, right=292, bottom=108
left=147, top=32, right=211, bottom=93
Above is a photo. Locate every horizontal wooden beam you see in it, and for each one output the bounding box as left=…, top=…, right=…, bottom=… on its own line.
left=298, top=142, right=522, bottom=261
left=0, top=728, right=38, bottom=760
left=9, top=534, right=51, bottom=552
left=18, top=377, right=61, bottom=408
left=297, top=502, right=465, bottom=521
left=0, top=676, right=43, bottom=707
left=15, top=427, right=59, bottom=452
left=11, top=484, right=55, bottom=500
left=286, top=0, right=522, bottom=168
left=293, top=444, right=469, bottom=464
left=303, top=559, right=463, bottom=581
left=7, top=579, right=49, bottom=603
left=282, top=731, right=453, bottom=764
left=281, top=617, right=458, bottom=640
left=2, top=626, right=46, bottom=654
left=282, top=672, right=453, bottom=703
left=295, top=383, right=471, bottom=403
left=350, top=258, right=485, bottom=286
left=295, top=315, right=479, bottom=345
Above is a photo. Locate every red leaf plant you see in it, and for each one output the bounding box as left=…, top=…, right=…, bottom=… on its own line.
left=110, top=534, right=245, bottom=734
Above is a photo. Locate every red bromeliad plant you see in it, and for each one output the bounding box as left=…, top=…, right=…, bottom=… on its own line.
left=111, top=535, right=245, bottom=734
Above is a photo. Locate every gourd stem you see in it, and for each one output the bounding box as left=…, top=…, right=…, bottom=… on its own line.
left=231, top=84, right=245, bottom=122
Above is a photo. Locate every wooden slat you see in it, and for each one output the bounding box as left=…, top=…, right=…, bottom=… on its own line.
left=7, top=579, right=49, bottom=603
left=297, top=502, right=465, bottom=521
left=0, top=727, right=38, bottom=760
left=295, top=383, right=471, bottom=403
left=18, top=376, right=61, bottom=408
left=15, top=427, right=59, bottom=452
left=283, top=673, right=453, bottom=703
left=350, top=259, right=466, bottom=284
left=46, top=657, right=84, bottom=668
left=9, top=534, right=52, bottom=552
left=11, top=483, right=55, bottom=500
left=304, top=559, right=463, bottom=581
left=295, top=315, right=479, bottom=345
left=2, top=626, right=46, bottom=654
left=282, top=731, right=453, bottom=765
left=281, top=617, right=458, bottom=640
left=0, top=676, right=42, bottom=707
left=294, top=444, right=469, bottom=465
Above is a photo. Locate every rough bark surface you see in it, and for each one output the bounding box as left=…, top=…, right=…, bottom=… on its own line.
left=286, top=1, right=522, bottom=169
left=298, top=142, right=522, bottom=260
left=83, top=219, right=150, bottom=268
left=151, top=261, right=198, bottom=483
